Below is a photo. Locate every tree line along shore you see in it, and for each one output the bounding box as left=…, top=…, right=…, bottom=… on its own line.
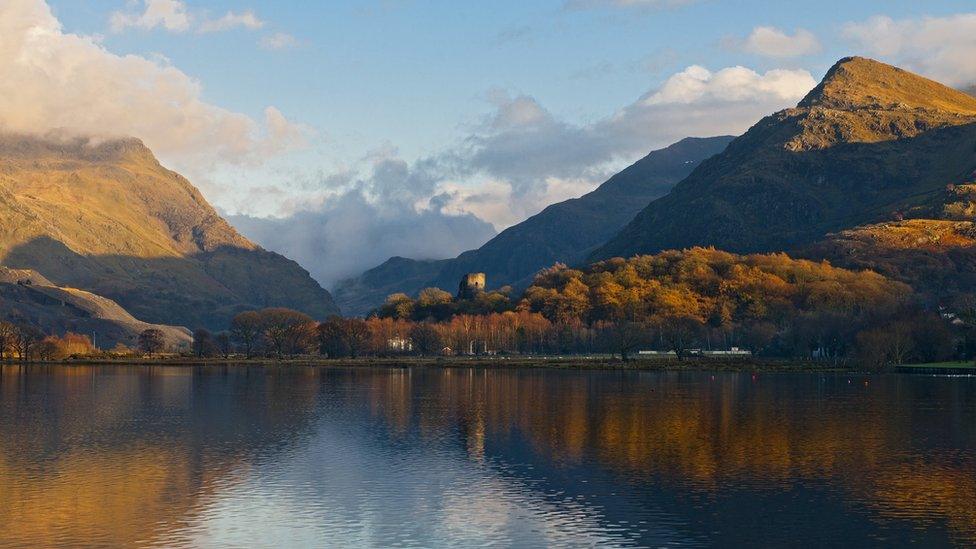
left=4, top=249, right=974, bottom=372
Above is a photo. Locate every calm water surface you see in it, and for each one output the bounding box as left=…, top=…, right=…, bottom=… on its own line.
left=0, top=365, right=975, bottom=548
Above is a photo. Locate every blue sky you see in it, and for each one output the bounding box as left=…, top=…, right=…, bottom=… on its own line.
left=11, top=1, right=976, bottom=285
left=48, top=0, right=976, bottom=160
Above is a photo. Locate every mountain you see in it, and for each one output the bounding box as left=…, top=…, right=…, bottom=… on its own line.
left=0, top=267, right=191, bottom=349
left=593, top=57, right=976, bottom=261
left=332, top=257, right=450, bottom=319
left=334, top=136, right=735, bottom=315
left=0, top=133, right=339, bottom=331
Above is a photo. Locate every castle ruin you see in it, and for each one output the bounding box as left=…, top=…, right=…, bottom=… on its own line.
left=457, top=273, right=486, bottom=300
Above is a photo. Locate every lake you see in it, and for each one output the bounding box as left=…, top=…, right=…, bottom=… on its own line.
left=0, top=365, right=974, bottom=548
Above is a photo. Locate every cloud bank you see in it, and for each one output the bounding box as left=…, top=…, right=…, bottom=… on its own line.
left=230, top=155, right=498, bottom=287
left=0, top=0, right=304, bottom=177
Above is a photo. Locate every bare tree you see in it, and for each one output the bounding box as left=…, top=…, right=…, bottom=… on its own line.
left=0, top=321, right=15, bottom=360
left=215, top=332, right=233, bottom=359
left=138, top=328, right=166, bottom=357
left=192, top=328, right=215, bottom=358
left=14, top=324, right=44, bottom=362
left=600, top=321, right=650, bottom=361
left=409, top=323, right=442, bottom=355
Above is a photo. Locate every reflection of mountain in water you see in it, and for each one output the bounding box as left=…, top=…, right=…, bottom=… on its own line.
left=1, top=366, right=975, bottom=547
left=0, top=365, right=322, bottom=547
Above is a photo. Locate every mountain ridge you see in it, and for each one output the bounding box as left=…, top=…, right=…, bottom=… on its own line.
left=592, top=57, right=976, bottom=262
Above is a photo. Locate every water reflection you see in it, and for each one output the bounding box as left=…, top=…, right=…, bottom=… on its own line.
left=0, top=365, right=974, bottom=547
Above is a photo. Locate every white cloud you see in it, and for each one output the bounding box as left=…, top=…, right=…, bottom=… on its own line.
left=0, top=0, right=305, bottom=178
left=198, top=10, right=264, bottom=34
left=842, top=13, right=976, bottom=87
left=738, top=26, right=821, bottom=58
left=111, top=1, right=266, bottom=35
left=455, top=65, right=815, bottom=216
left=259, top=32, right=300, bottom=51
left=110, top=0, right=190, bottom=33
left=643, top=65, right=815, bottom=105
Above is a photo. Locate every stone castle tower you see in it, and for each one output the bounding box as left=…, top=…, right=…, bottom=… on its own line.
left=457, top=273, right=486, bottom=300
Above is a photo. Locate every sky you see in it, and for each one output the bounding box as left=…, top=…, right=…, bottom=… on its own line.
left=7, top=0, right=976, bottom=287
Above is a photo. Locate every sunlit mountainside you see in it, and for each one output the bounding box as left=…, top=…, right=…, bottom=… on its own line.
left=0, top=133, right=338, bottom=331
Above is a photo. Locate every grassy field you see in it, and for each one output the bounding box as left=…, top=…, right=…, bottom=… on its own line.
left=899, top=361, right=976, bottom=369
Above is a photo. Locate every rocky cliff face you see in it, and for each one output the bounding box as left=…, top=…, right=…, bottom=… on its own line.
left=0, top=133, right=339, bottom=330
left=334, top=136, right=734, bottom=316
left=593, top=57, right=976, bottom=261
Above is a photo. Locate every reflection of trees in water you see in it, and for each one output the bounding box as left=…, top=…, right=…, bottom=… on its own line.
left=0, top=365, right=321, bottom=548
left=353, top=368, right=976, bottom=544
left=2, top=366, right=974, bottom=546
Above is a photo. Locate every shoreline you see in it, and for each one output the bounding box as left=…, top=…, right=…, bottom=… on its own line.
left=0, top=355, right=875, bottom=373
left=3, top=357, right=973, bottom=374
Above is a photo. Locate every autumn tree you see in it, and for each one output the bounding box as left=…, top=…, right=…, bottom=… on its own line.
left=257, top=308, right=315, bottom=358
left=415, top=287, right=454, bottom=321
left=231, top=311, right=263, bottom=358
left=378, top=293, right=416, bottom=320
left=318, top=317, right=371, bottom=358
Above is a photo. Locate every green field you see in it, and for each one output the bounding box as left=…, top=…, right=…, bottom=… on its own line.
left=900, top=361, right=976, bottom=369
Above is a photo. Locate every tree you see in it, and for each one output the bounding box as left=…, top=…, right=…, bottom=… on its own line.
left=0, top=321, right=15, bottom=360
left=231, top=311, right=262, bottom=358
left=318, top=317, right=373, bottom=358
left=14, top=324, right=44, bottom=362
left=192, top=328, right=215, bottom=358
left=215, top=332, right=233, bottom=359
left=410, top=323, right=443, bottom=355
left=415, top=288, right=454, bottom=321
left=257, top=308, right=315, bottom=358
left=34, top=337, right=61, bottom=361
left=138, top=328, right=166, bottom=357
left=378, top=293, right=416, bottom=320
left=658, top=315, right=704, bottom=360
left=598, top=321, right=650, bottom=361
left=318, top=317, right=350, bottom=358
